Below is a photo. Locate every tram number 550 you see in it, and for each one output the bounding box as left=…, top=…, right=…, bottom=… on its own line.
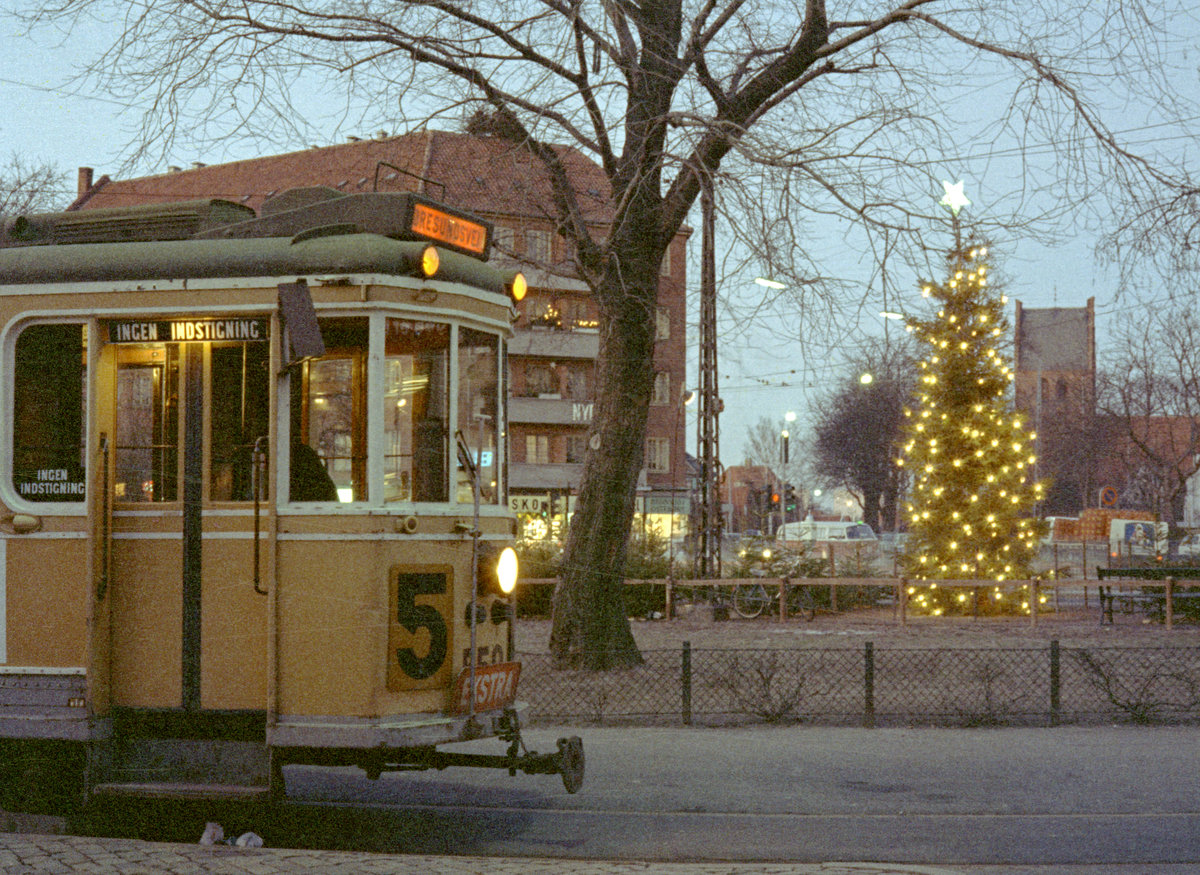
left=389, top=570, right=449, bottom=683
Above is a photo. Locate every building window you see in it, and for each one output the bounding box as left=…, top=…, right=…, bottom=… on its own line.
left=660, top=243, right=672, bottom=277
left=652, top=372, right=671, bottom=406
left=646, top=437, right=670, bottom=473
left=525, top=229, right=551, bottom=263
left=567, top=435, right=588, bottom=464
left=655, top=307, right=670, bottom=341
left=566, top=364, right=590, bottom=400
left=526, top=434, right=550, bottom=465
left=493, top=225, right=515, bottom=253
left=525, top=296, right=560, bottom=329
left=557, top=295, right=588, bottom=329
left=524, top=361, right=558, bottom=397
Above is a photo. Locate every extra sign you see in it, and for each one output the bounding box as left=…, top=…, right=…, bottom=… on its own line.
left=106, top=318, right=269, bottom=344
left=509, top=494, right=548, bottom=514
left=452, top=661, right=521, bottom=714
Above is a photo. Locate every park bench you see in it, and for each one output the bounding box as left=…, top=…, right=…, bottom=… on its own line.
left=1095, top=567, right=1200, bottom=626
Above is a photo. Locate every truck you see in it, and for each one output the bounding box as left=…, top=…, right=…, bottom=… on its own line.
left=1109, top=518, right=1168, bottom=562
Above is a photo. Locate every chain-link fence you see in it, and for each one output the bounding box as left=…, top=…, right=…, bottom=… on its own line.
left=519, top=642, right=1200, bottom=727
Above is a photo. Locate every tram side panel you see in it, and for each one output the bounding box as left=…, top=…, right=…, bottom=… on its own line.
left=0, top=536, right=90, bottom=740
left=273, top=528, right=511, bottom=726
left=1, top=315, right=93, bottom=742
left=199, top=535, right=269, bottom=712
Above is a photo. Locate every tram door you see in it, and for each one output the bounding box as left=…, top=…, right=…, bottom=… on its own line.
left=99, top=325, right=270, bottom=718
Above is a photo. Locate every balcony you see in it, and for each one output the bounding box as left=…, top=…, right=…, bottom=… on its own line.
left=510, top=326, right=599, bottom=360
left=510, top=396, right=593, bottom=426
left=509, top=462, right=584, bottom=491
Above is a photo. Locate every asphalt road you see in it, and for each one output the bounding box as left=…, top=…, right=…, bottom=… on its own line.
left=266, top=723, right=1200, bottom=867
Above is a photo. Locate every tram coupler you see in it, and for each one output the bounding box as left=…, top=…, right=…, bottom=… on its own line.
left=368, top=708, right=585, bottom=793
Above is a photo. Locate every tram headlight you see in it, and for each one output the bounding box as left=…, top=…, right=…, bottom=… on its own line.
left=421, top=245, right=440, bottom=277
left=496, top=546, right=518, bottom=595
left=508, top=272, right=527, bottom=303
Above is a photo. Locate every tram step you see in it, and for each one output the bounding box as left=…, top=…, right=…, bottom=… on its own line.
left=105, top=738, right=270, bottom=787
left=90, top=781, right=270, bottom=802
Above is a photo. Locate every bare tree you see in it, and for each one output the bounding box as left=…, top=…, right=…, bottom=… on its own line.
left=0, top=155, right=62, bottom=216
left=1096, top=304, right=1200, bottom=521
left=811, top=340, right=915, bottom=533
left=18, top=0, right=1198, bottom=667
left=741, top=417, right=807, bottom=483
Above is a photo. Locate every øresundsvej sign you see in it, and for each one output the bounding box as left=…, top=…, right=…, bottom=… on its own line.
left=106, top=318, right=269, bottom=344
left=410, top=202, right=488, bottom=256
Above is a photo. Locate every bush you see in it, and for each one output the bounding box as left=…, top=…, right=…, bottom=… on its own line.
left=623, top=523, right=671, bottom=617
left=514, top=539, right=561, bottom=617
left=725, top=535, right=828, bottom=580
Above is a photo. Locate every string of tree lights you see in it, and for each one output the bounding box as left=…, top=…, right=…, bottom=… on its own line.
left=896, top=238, right=1044, bottom=616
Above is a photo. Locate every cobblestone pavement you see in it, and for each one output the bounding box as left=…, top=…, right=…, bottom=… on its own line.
left=8, top=833, right=1200, bottom=874
left=0, top=834, right=974, bottom=874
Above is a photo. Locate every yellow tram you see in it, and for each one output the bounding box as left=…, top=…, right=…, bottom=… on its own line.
left=0, top=187, right=582, bottom=810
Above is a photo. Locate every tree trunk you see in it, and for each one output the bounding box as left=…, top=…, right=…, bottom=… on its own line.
left=549, top=253, right=659, bottom=670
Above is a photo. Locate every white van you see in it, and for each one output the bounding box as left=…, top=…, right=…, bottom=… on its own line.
left=776, top=518, right=878, bottom=554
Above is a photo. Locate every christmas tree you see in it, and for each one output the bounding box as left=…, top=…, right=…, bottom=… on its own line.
left=898, top=192, right=1044, bottom=614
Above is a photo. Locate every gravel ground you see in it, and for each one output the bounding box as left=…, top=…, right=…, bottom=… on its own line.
left=516, top=594, right=1200, bottom=654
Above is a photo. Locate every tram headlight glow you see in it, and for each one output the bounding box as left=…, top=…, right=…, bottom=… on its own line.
left=496, top=547, right=518, bottom=595
left=421, top=245, right=440, bottom=277
left=509, top=272, right=527, bottom=303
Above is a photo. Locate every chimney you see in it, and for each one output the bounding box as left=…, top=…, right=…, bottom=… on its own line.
left=77, top=167, right=94, bottom=198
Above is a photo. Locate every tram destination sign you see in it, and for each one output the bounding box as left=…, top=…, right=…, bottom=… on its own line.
left=409, top=202, right=488, bottom=256
left=106, top=318, right=269, bottom=343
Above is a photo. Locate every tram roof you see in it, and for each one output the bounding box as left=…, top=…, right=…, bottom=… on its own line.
left=0, top=230, right=514, bottom=295
left=0, top=188, right=521, bottom=295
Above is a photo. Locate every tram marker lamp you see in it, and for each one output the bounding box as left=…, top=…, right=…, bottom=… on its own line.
left=509, top=272, right=528, bottom=303
left=496, top=547, right=518, bottom=595
left=421, top=245, right=440, bottom=277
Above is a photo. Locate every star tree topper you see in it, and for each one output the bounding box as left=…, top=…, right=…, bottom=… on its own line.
left=939, top=179, right=970, bottom=215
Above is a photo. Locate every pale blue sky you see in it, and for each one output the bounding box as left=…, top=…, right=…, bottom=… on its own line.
left=3, top=9, right=1196, bottom=465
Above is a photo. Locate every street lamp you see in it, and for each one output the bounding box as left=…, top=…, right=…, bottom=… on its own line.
left=754, top=277, right=786, bottom=289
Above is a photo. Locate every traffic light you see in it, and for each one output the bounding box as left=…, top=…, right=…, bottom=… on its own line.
left=769, top=488, right=781, bottom=511
left=784, top=484, right=797, bottom=513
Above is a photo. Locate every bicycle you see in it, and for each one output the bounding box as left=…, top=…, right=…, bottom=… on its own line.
left=731, top=578, right=817, bottom=621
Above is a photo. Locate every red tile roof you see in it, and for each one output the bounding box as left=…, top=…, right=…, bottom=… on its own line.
left=72, top=130, right=613, bottom=224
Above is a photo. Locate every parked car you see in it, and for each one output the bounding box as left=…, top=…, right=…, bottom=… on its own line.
left=1177, top=533, right=1200, bottom=560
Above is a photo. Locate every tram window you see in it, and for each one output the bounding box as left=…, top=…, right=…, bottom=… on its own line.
left=11, top=323, right=87, bottom=502
left=115, top=346, right=180, bottom=502
left=384, top=319, right=449, bottom=503
left=209, top=343, right=270, bottom=501
left=289, top=318, right=367, bottom=502
left=457, top=328, right=500, bottom=505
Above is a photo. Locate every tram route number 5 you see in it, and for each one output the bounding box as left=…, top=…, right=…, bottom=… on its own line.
left=388, top=570, right=449, bottom=686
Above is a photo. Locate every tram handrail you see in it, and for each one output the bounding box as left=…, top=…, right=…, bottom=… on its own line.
left=252, top=436, right=268, bottom=596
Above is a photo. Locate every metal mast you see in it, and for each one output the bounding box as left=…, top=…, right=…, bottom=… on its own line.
left=696, top=178, right=723, bottom=577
